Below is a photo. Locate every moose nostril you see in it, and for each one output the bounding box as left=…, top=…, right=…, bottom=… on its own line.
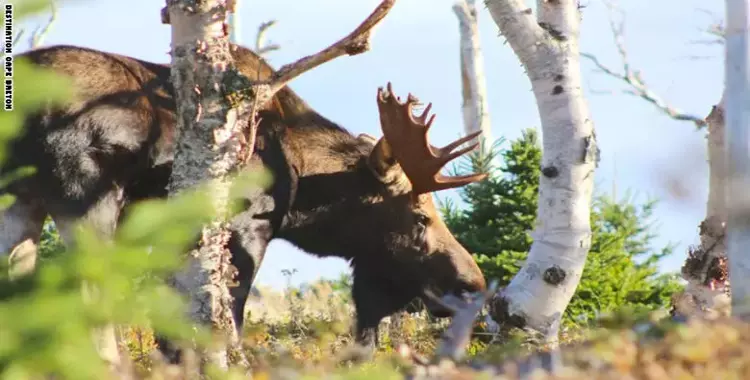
left=456, top=276, right=486, bottom=296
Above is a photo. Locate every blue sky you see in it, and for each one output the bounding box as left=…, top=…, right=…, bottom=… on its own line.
left=18, top=0, right=725, bottom=290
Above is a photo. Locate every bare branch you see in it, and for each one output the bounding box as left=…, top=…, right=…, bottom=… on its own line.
left=30, top=3, right=57, bottom=48
left=580, top=0, right=707, bottom=129
left=12, top=2, right=57, bottom=49
left=255, top=20, right=280, bottom=56
left=12, top=29, right=24, bottom=48
left=707, top=23, right=725, bottom=40
left=266, top=0, right=396, bottom=95
left=690, top=8, right=725, bottom=45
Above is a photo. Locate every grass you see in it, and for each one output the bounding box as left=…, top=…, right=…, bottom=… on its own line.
left=109, top=278, right=750, bottom=380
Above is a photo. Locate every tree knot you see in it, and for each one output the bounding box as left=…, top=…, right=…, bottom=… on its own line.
left=543, top=265, right=566, bottom=286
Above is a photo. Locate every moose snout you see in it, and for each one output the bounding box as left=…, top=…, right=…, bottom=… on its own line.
left=451, top=246, right=487, bottom=296
left=422, top=258, right=486, bottom=319
left=455, top=272, right=486, bottom=296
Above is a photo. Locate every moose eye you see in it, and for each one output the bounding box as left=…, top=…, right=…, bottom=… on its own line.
left=414, top=214, right=430, bottom=238
left=413, top=214, right=431, bottom=250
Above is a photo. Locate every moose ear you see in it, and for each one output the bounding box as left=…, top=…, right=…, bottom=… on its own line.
left=357, top=133, right=379, bottom=145
left=367, top=137, right=400, bottom=181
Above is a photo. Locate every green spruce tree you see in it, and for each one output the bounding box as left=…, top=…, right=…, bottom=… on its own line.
left=441, top=128, right=683, bottom=327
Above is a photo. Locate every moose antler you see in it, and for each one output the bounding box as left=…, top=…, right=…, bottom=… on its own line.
left=376, top=82, right=488, bottom=194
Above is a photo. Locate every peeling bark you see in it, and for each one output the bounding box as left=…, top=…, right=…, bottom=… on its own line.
left=672, top=100, right=731, bottom=320
left=453, top=0, right=492, bottom=146
left=165, top=0, right=254, bottom=370
left=484, top=0, right=597, bottom=342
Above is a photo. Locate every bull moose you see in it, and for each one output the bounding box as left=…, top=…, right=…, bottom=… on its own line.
left=0, top=43, right=488, bottom=359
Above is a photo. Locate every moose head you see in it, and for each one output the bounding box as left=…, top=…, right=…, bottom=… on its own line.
left=279, top=83, right=489, bottom=347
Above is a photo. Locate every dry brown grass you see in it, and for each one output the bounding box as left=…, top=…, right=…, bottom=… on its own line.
left=116, top=281, right=750, bottom=379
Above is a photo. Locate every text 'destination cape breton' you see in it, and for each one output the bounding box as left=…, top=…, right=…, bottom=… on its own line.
left=3, top=2, right=13, bottom=111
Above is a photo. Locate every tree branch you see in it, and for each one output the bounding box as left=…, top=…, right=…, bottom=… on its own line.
left=30, top=3, right=57, bottom=48
left=12, top=30, right=24, bottom=48
left=255, top=20, right=280, bottom=56
left=12, top=2, right=57, bottom=49
left=580, top=0, right=706, bottom=129
left=265, top=0, right=396, bottom=95
left=690, top=8, right=725, bottom=46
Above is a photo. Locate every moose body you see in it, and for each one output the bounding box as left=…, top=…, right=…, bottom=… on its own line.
left=0, top=44, right=487, bottom=355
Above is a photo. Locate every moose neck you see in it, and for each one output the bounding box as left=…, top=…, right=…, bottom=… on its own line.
left=276, top=113, right=385, bottom=262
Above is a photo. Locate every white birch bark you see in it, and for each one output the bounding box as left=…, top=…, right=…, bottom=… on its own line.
left=453, top=0, right=492, bottom=147
left=165, top=0, right=253, bottom=369
left=723, top=0, right=750, bottom=318
left=484, top=0, right=597, bottom=341
left=672, top=98, right=732, bottom=320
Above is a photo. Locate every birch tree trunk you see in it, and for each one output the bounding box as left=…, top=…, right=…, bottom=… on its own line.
left=162, top=0, right=398, bottom=370
left=165, top=0, right=255, bottom=369
left=569, top=0, right=730, bottom=320
left=484, top=0, right=598, bottom=341
left=453, top=0, right=492, bottom=147
left=723, top=0, right=750, bottom=319
left=673, top=99, right=732, bottom=320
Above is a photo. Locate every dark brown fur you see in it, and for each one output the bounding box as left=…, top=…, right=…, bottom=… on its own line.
left=0, top=44, right=486, bottom=358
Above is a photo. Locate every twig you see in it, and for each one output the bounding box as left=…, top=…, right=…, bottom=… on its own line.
left=30, top=3, right=57, bottom=48
left=580, top=0, right=706, bottom=129
left=681, top=9, right=724, bottom=62
left=690, top=8, right=725, bottom=45
left=265, top=0, right=396, bottom=95
left=255, top=20, right=280, bottom=56
left=434, top=280, right=499, bottom=361
left=12, top=29, right=24, bottom=48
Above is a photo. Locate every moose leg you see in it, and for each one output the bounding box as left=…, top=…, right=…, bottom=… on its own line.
left=51, top=188, right=126, bottom=371
left=0, top=198, right=47, bottom=279
left=350, top=269, right=423, bottom=361
left=154, top=192, right=276, bottom=363
left=151, top=235, right=271, bottom=365
left=351, top=275, right=393, bottom=358
left=226, top=211, right=274, bottom=330
left=152, top=240, right=270, bottom=364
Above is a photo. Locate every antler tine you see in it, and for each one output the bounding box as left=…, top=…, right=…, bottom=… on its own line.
left=380, top=82, right=434, bottom=129
left=437, top=130, right=482, bottom=157
left=418, top=103, right=434, bottom=124
left=438, top=141, right=480, bottom=168
left=433, top=172, right=488, bottom=191
left=376, top=82, right=488, bottom=195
